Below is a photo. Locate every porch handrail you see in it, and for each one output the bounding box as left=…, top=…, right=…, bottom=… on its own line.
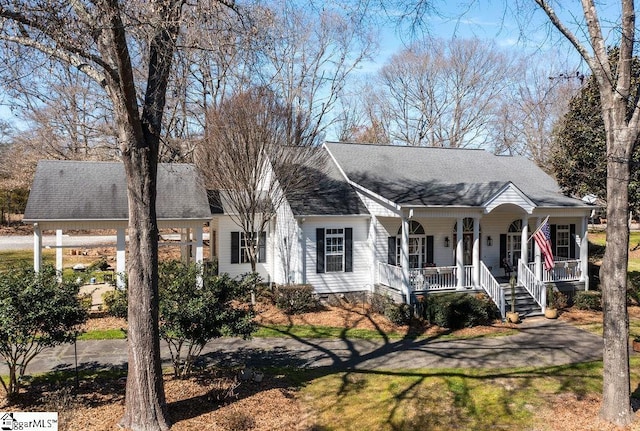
left=527, top=259, right=581, bottom=283
left=378, top=262, right=403, bottom=291
left=518, top=260, right=546, bottom=312
left=479, top=262, right=505, bottom=320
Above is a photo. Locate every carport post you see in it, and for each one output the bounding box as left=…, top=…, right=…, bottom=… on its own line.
left=33, top=222, right=42, bottom=272
left=56, top=229, right=63, bottom=281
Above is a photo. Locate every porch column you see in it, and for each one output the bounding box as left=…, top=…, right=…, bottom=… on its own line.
left=56, top=229, right=63, bottom=281
left=472, top=216, right=480, bottom=287
left=195, top=225, right=204, bottom=287
left=194, top=225, right=204, bottom=265
left=456, top=217, right=464, bottom=288
left=401, top=215, right=410, bottom=302
left=33, top=223, right=42, bottom=273
left=116, top=228, right=126, bottom=289
left=181, top=228, right=191, bottom=263
left=580, top=215, right=589, bottom=290
left=534, top=217, right=542, bottom=281
left=520, top=216, right=529, bottom=269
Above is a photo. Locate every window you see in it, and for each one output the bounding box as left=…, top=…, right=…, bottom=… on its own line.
left=316, top=228, right=353, bottom=273
left=555, top=224, right=570, bottom=258
left=325, top=228, right=344, bottom=272
left=395, top=221, right=426, bottom=269
left=231, top=231, right=266, bottom=264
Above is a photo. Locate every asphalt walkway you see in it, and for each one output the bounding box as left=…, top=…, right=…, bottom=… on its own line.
left=5, top=317, right=603, bottom=377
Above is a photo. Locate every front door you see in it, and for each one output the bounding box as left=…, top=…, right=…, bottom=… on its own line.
left=506, top=233, right=522, bottom=267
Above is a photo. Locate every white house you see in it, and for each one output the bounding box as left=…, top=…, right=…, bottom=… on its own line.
left=23, top=142, right=592, bottom=318
left=210, top=142, right=592, bottom=318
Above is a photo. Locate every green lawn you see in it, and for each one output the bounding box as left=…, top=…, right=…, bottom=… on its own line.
left=293, top=358, right=640, bottom=431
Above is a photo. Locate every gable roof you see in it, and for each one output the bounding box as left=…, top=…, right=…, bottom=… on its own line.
left=325, top=142, right=587, bottom=208
left=24, top=160, right=211, bottom=222
left=283, top=150, right=369, bottom=217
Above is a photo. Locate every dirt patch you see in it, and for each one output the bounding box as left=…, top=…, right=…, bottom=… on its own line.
left=536, top=392, right=637, bottom=431
left=0, top=370, right=307, bottom=431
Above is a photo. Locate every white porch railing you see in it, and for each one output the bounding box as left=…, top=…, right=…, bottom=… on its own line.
left=519, top=260, right=546, bottom=312
left=527, top=258, right=581, bottom=282
left=378, top=262, right=403, bottom=291
left=480, top=262, right=505, bottom=319
left=410, top=266, right=458, bottom=290
left=378, top=263, right=479, bottom=292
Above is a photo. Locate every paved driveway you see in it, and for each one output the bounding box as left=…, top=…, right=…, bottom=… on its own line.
left=7, top=317, right=603, bottom=376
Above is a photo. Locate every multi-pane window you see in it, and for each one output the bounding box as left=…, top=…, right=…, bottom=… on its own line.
left=240, top=233, right=252, bottom=263
left=556, top=224, right=570, bottom=258
left=231, top=231, right=266, bottom=264
left=325, top=228, right=344, bottom=272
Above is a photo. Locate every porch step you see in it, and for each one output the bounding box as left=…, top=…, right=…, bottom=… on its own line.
left=502, top=284, right=542, bottom=317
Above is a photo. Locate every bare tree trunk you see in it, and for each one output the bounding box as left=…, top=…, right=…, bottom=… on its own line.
left=600, top=143, right=633, bottom=425
left=119, top=147, right=169, bottom=431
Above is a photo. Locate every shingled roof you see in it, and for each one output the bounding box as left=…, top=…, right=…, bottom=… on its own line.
left=282, top=149, right=369, bottom=217
left=24, top=160, right=212, bottom=222
left=325, top=142, right=587, bottom=208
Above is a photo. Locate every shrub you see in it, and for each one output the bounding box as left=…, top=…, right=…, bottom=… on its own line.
left=102, top=289, right=127, bottom=318
left=0, top=265, right=87, bottom=397
left=426, top=293, right=498, bottom=329
left=574, top=290, right=602, bottom=311
left=159, top=261, right=256, bottom=377
left=87, top=258, right=111, bottom=272
left=78, top=292, right=93, bottom=311
left=275, top=284, right=320, bottom=314
left=369, top=293, right=393, bottom=315
left=384, top=302, right=412, bottom=325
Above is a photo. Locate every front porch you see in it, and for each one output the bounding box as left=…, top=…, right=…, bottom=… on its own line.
left=378, top=257, right=585, bottom=319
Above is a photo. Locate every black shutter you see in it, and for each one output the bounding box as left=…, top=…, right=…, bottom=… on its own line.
left=499, top=234, right=507, bottom=267
left=258, top=231, right=267, bottom=263
left=570, top=224, right=576, bottom=258
left=345, top=228, right=353, bottom=272
left=231, top=232, right=239, bottom=264
left=550, top=224, right=557, bottom=255
left=316, top=228, right=325, bottom=273
left=426, top=235, right=434, bottom=265
left=388, top=236, right=397, bottom=265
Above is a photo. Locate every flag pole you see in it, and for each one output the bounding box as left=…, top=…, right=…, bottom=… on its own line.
left=527, top=215, right=550, bottom=242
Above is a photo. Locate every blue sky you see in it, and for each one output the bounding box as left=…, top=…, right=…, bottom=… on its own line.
left=0, top=2, right=628, bottom=133
left=366, top=1, right=627, bottom=75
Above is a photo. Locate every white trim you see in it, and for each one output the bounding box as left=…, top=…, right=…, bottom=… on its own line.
left=482, top=182, right=536, bottom=214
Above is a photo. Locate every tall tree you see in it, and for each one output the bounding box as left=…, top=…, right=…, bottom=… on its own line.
left=551, top=54, right=640, bottom=213
left=196, top=87, right=324, bottom=273
left=261, top=0, right=376, bottom=146
left=491, top=58, right=582, bottom=166
left=0, top=2, right=237, bottom=429
left=529, top=0, right=640, bottom=425
left=370, top=38, right=517, bottom=147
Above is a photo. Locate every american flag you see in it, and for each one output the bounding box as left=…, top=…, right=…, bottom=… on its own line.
left=533, top=218, right=554, bottom=271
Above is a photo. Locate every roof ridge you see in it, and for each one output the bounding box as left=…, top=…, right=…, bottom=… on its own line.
left=325, top=141, right=487, bottom=152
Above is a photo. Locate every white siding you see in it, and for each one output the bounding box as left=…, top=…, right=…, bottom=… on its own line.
left=271, top=201, right=301, bottom=285
left=356, top=191, right=400, bottom=217
left=301, top=217, right=372, bottom=294
left=484, top=184, right=535, bottom=214
left=215, top=215, right=272, bottom=280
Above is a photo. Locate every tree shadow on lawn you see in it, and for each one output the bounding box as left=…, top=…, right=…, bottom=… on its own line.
left=0, top=361, right=126, bottom=410
left=1, top=306, right=607, bottom=429
left=167, top=316, right=604, bottom=427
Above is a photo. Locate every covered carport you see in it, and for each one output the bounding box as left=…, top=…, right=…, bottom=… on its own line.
left=23, top=160, right=212, bottom=287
